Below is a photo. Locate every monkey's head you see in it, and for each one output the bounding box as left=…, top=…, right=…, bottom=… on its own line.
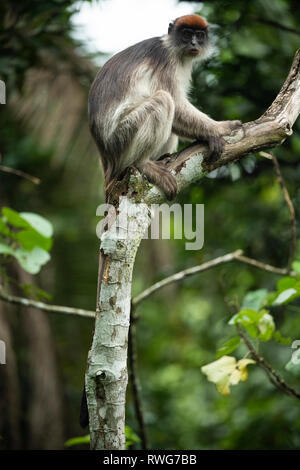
left=168, top=14, right=210, bottom=59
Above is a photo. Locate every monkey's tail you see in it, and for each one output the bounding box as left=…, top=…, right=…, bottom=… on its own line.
left=104, top=176, right=120, bottom=203
left=79, top=387, right=89, bottom=428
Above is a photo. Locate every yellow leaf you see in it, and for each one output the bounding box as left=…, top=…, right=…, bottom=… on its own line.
left=201, top=356, right=255, bottom=395
left=237, top=358, right=255, bottom=381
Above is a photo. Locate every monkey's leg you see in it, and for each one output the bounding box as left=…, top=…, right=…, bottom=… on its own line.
left=140, top=160, right=177, bottom=200
left=156, top=134, right=178, bottom=164
left=157, top=133, right=179, bottom=157
left=119, top=90, right=178, bottom=200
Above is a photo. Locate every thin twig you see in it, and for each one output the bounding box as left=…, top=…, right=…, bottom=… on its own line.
left=234, top=254, right=290, bottom=276
left=260, top=151, right=297, bottom=270
left=128, top=305, right=149, bottom=450
left=133, top=250, right=243, bottom=306
left=237, top=325, right=300, bottom=400
left=0, top=165, right=41, bottom=185
left=0, top=288, right=94, bottom=318
left=132, top=250, right=294, bottom=307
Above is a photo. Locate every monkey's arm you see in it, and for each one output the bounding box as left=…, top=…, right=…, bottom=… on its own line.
left=172, top=99, right=219, bottom=137
left=172, top=99, right=241, bottom=156
left=172, top=98, right=224, bottom=155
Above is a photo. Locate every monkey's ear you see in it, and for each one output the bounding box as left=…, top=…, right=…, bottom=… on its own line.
left=168, top=21, right=174, bottom=34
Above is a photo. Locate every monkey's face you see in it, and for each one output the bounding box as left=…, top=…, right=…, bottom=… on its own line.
left=171, top=25, right=208, bottom=58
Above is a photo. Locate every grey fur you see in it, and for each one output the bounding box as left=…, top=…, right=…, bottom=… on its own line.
left=88, top=17, right=241, bottom=198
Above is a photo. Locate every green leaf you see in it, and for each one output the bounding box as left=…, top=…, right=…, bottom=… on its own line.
left=285, top=344, right=300, bottom=378
left=257, top=312, right=275, bottom=341
left=1, top=210, right=53, bottom=251
left=273, top=288, right=300, bottom=305
left=216, top=337, right=241, bottom=358
left=273, top=331, right=291, bottom=345
left=64, top=428, right=141, bottom=449
left=64, top=435, right=90, bottom=447
left=265, top=291, right=278, bottom=306
left=2, top=207, right=30, bottom=229
left=20, top=212, right=53, bottom=238
left=228, top=163, right=241, bottom=181
left=241, top=289, right=269, bottom=311
left=276, top=277, right=298, bottom=292
left=292, top=261, right=300, bottom=276
left=0, top=242, right=15, bottom=256
left=229, top=309, right=260, bottom=325
left=14, top=247, right=50, bottom=274
left=16, top=229, right=52, bottom=251
left=0, top=218, right=9, bottom=236
left=125, top=425, right=141, bottom=449
left=21, top=284, right=52, bottom=301
left=229, top=309, right=273, bottom=339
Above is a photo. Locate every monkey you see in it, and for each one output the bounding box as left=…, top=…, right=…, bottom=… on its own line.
left=80, top=14, right=241, bottom=428
left=88, top=14, right=241, bottom=201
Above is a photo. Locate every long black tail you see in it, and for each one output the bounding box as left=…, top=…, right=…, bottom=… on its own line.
left=79, top=387, right=89, bottom=428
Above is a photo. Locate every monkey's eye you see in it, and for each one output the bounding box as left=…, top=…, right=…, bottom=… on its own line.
left=195, top=30, right=206, bottom=41
left=181, top=29, right=193, bottom=41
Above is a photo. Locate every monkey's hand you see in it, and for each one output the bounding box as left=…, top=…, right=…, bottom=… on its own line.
left=207, top=120, right=242, bottom=162
left=217, top=120, right=242, bottom=136
left=207, top=133, right=226, bottom=162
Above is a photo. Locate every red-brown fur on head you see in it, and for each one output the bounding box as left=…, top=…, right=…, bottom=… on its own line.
left=174, top=14, right=208, bottom=30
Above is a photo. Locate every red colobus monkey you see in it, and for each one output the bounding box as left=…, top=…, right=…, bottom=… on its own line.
left=88, top=14, right=241, bottom=200
left=81, top=15, right=242, bottom=428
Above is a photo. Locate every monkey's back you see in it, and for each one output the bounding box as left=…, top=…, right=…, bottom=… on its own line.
left=88, top=36, right=176, bottom=186
left=88, top=37, right=174, bottom=126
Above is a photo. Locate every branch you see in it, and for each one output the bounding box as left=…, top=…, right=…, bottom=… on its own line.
left=233, top=254, right=292, bottom=276
left=0, top=288, right=94, bottom=318
left=237, top=326, right=300, bottom=401
left=260, top=151, right=297, bottom=270
left=132, top=251, right=294, bottom=307
left=0, top=165, right=40, bottom=185
left=133, top=250, right=240, bottom=306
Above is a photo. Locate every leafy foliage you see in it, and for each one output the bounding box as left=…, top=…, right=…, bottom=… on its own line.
left=0, top=207, right=53, bottom=274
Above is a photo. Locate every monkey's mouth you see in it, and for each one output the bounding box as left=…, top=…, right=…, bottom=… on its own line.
left=187, top=48, right=200, bottom=55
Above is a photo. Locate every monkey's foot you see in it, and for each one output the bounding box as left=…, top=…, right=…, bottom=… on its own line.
left=157, top=152, right=172, bottom=164
left=218, top=120, right=243, bottom=135
left=139, top=161, right=177, bottom=200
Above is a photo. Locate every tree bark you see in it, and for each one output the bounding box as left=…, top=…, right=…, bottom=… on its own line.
left=86, top=199, right=150, bottom=449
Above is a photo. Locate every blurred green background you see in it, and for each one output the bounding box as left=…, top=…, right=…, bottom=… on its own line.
left=0, top=0, right=300, bottom=450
